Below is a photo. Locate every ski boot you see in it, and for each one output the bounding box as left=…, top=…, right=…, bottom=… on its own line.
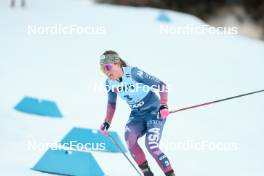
left=139, top=161, right=154, bottom=176
left=165, top=169, right=175, bottom=176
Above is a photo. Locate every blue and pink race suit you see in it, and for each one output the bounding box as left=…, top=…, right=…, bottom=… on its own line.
left=104, top=66, right=173, bottom=173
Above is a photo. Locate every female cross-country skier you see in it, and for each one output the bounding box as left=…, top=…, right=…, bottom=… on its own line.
left=99, top=50, right=175, bottom=176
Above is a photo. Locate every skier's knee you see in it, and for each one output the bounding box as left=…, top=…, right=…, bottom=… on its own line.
left=125, top=129, right=138, bottom=149
left=145, top=141, right=162, bottom=157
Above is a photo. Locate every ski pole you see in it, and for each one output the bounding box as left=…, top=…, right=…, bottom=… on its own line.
left=108, top=134, right=143, bottom=176
left=169, top=89, right=264, bottom=114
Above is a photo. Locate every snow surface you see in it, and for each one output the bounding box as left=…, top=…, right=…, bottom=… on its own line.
left=0, top=0, right=264, bottom=175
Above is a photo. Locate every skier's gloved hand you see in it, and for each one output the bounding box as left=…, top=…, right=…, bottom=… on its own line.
left=99, top=121, right=110, bottom=136
left=160, top=104, right=170, bottom=119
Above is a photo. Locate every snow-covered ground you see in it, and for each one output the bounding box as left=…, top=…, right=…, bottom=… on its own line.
left=1, top=0, right=264, bottom=175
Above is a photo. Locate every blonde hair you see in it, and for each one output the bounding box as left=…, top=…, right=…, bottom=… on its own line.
left=102, top=50, right=128, bottom=67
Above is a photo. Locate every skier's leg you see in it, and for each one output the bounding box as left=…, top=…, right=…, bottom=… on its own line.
left=125, top=117, right=154, bottom=176
left=125, top=118, right=146, bottom=165
left=145, top=111, right=175, bottom=175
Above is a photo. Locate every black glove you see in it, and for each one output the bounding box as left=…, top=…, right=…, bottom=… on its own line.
left=159, top=104, right=168, bottom=111
left=100, top=121, right=110, bottom=131
left=99, top=121, right=110, bottom=136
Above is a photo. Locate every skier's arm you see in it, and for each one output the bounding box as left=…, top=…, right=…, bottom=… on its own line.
left=100, top=81, right=117, bottom=135
left=131, top=67, right=168, bottom=105
left=104, top=80, right=117, bottom=124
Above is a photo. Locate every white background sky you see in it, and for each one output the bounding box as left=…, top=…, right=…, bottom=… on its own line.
left=0, top=0, right=264, bottom=175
